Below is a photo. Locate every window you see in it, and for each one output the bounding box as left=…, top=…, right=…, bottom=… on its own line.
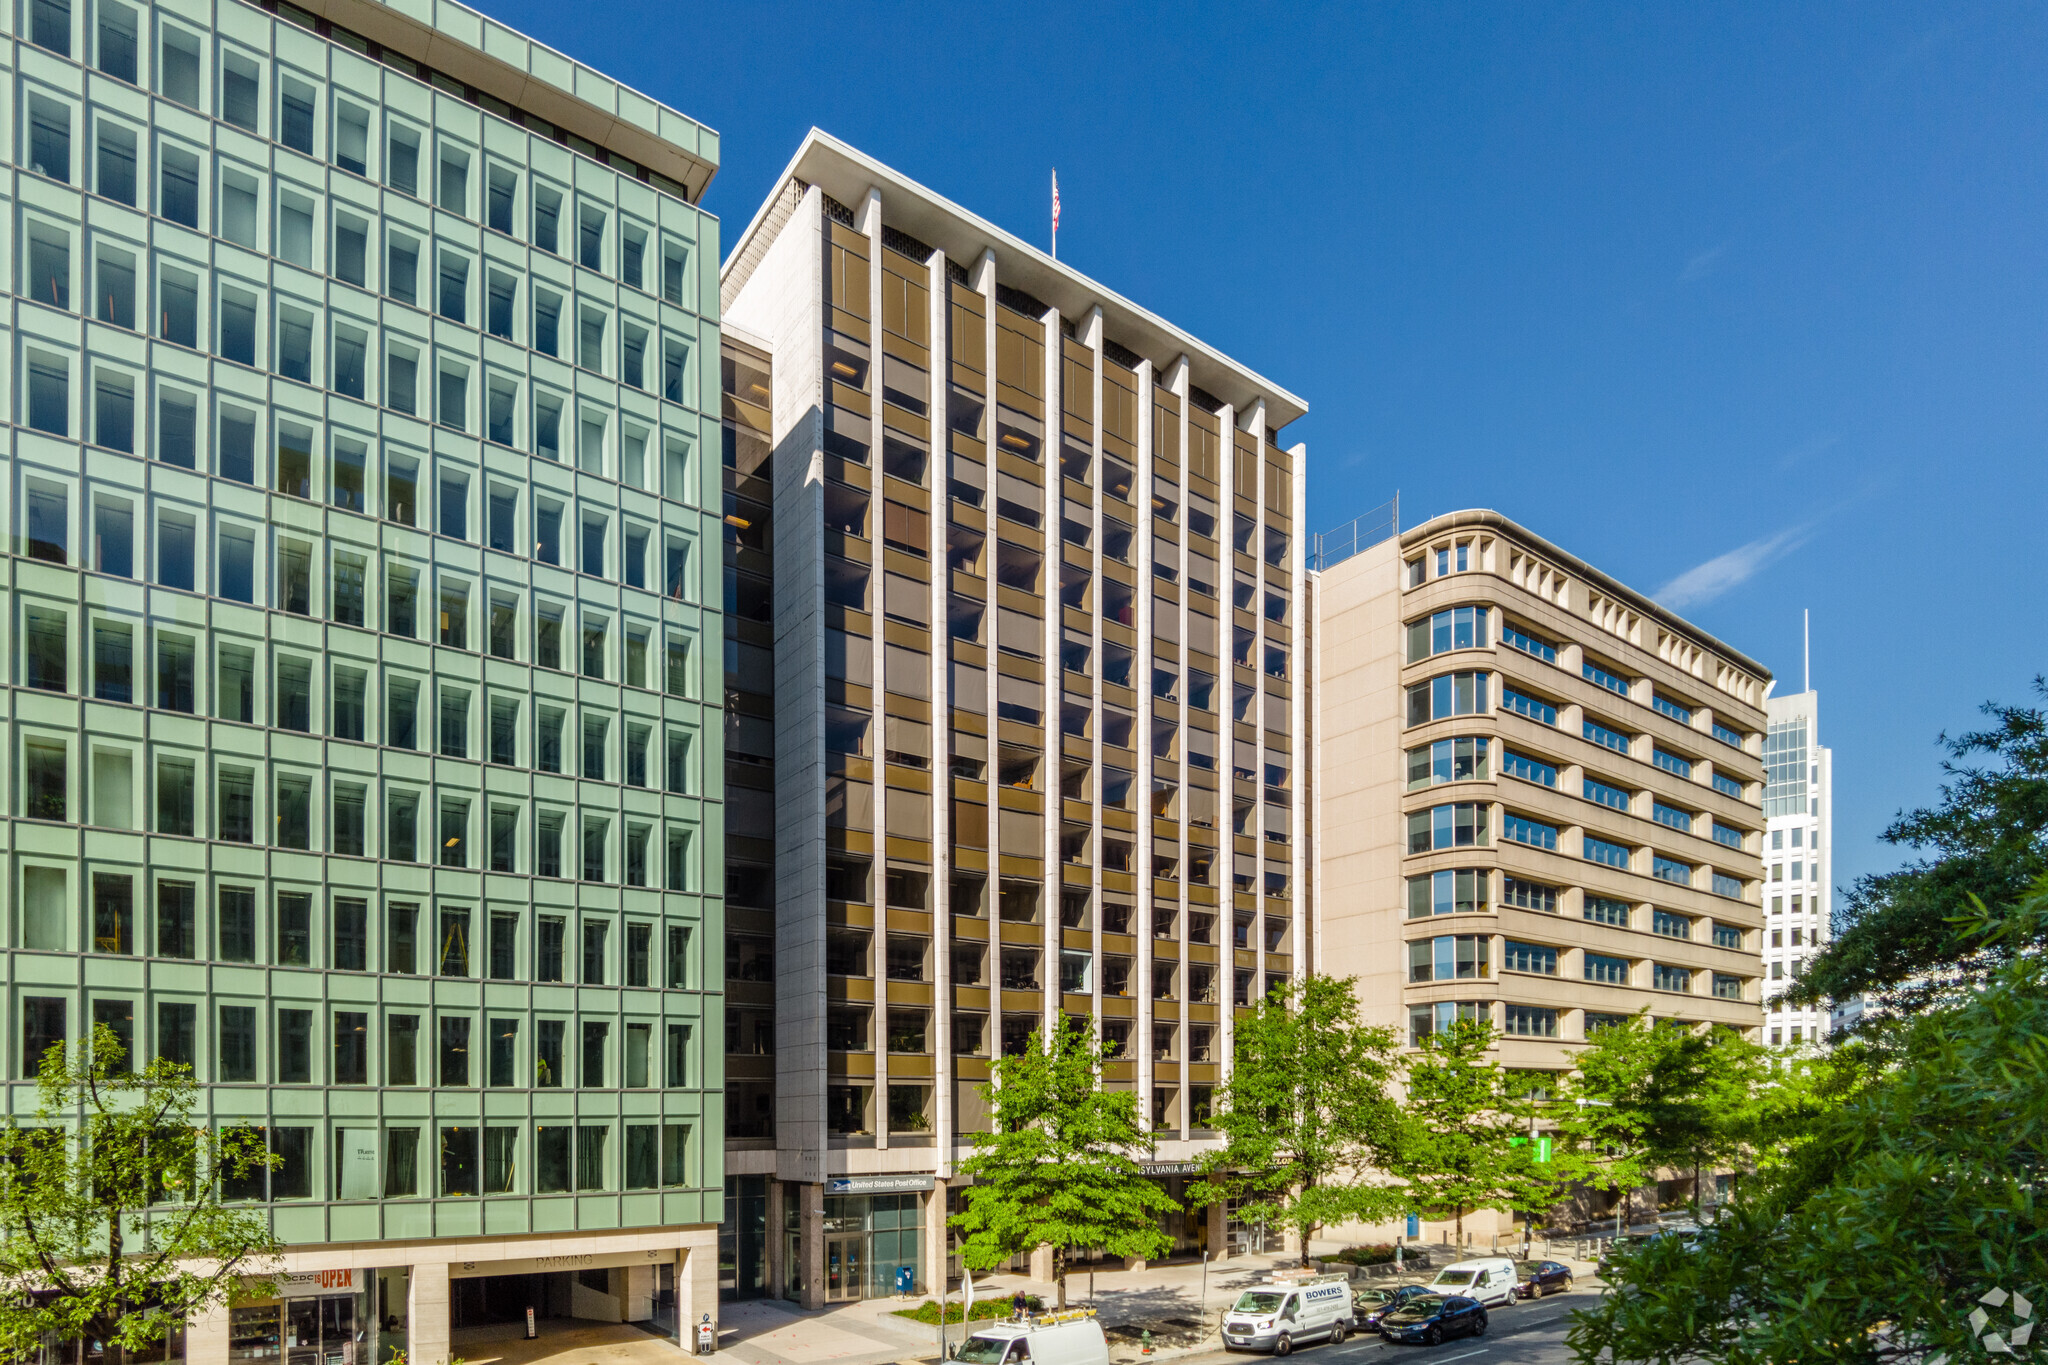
left=1583, top=659, right=1630, bottom=696
left=1652, top=693, right=1693, bottom=725
left=437, top=145, right=469, bottom=215
left=1408, top=999, right=1486, bottom=1045
left=159, top=147, right=200, bottom=228
left=98, top=0, right=137, bottom=76
left=1579, top=775, right=1629, bottom=812
left=1712, top=871, right=1745, bottom=899
left=1653, top=748, right=1694, bottom=779
left=1652, top=964, right=1692, bottom=993
left=1405, top=606, right=1490, bottom=660
left=1500, top=687, right=1556, bottom=726
left=1652, top=802, right=1694, bottom=834
left=1584, top=719, right=1631, bottom=755
left=1504, top=814, right=1558, bottom=851
left=1712, top=821, right=1745, bottom=849
left=27, top=96, right=71, bottom=183
left=1406, top=868, right=1488, bottom=917
left=1712, top=924, right=1743, bottom=950
left=96, top=120, right=137, bottom=205
left=92, top=622, right=133, bottom=703
left=1403, top=736, right=1487, bottom=790
left=1585, top=895, right=1630, bottom=927
left=1406, top=802, right=1488, bottom=853
left=1502, top=1005, right=1558, bottom=1038
left=1585, top=951, right=1629, bottom=984
left=1585, top=835, right=1630, bottom=869
left=1712, top=720, right=1745, bottom=749
left=387, top=123, right=421, bottom=195
left=1713, top=973, right=1744, bottom=1000
left=1405, top=671, right=1491, bottom=726
left=1408, top=935, right=1491, bottom=983
left=26, top=352, right=69, bottom=436
left=1652, top=908, right=1692, bottom=939
left=95, top=247, right=136, bottom=329
left=1713, top=771, right=1746, bottom=799
left=1502, top=877, right=1557, bottom=913
left=1503, top=940, right=1556, bottom=975
left=1653, top=856, right=1693, bottom=887
left=1500, top=620, right=1556, bottom=663
left=1502, top=750, right=1555, bottom=787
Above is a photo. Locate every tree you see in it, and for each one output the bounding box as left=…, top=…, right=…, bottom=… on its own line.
left=1568, top=886, right=2048, bottom=1365
left=1557, top=1014, right=1783, bottom=1230
left=1391, top=1019, right=1560, bottom=1242
left=1795, top=680, right=2048, bottom=1017
left=0, top=1025, right=283, bottom=1365
left=949, top=1017, right=1178, bottom=1305
left=1187, top=976, right=1406, bottom=1264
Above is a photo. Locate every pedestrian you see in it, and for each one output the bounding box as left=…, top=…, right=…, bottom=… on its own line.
left=1012, top=1289, right=1029, bottom=1322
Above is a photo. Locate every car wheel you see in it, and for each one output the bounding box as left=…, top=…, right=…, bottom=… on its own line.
left=1424, top=1326, right=1443, bottom=1347
left=1473, top=1314, right=1488, bottom=1337
left=1274, top=1333, right=1292, bottom=1358
left=1330, top=1323, right=1346, bottom=1346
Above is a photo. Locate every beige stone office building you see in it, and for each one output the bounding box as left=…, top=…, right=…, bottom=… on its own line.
left=1312, top=511, right=1768, bottom=1103
left=715, top=131, right=1311, bottom=1304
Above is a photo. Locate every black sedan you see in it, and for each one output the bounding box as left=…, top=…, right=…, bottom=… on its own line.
left=1378, top=1294, right=1487, bottom=1346
left=1353, top=1284, right=1435, bottom=1329
left=1515, top=1260, right=1574, bottom=1299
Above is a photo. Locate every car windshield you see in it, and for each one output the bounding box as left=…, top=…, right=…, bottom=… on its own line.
left=1356, top=1289, right=1393, bottom=1304
left=1234, top=1292, right=1286, bottom=1314
left=956, top=1338, right=1010, bottom=1365
left=1397, top=1295, right=1449, bottom=1313
left=1434, top=1270, right=1476, bottom=1285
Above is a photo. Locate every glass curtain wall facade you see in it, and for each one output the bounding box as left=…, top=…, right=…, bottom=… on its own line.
left=716, top=133, right=1310, bottom=1304
left=4, top=0, right=727, bottom=1353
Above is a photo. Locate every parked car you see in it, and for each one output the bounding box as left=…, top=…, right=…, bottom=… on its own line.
left=1515, top=1260, right=1574, bottom=1299
left=1426, top=1257, right=1520, bottom=1308
left=1378, top=1294, right=1487, bottom=1347
left=1352, top=1285, right=1434, bottom=1329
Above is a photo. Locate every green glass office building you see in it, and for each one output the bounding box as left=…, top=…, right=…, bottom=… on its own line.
left=3, top=0, right=726, bottom=1357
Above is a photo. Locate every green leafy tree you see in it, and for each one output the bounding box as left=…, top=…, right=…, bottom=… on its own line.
left=1568, top=886, right=2048, bottom=1365
left=1795, top=680, right=2048, bottom=1017
left=950, top=1017, right=1177, bottom=1305
left=1187, top=976, right=1406, bottom=1264
left=1557, top=1013, right=1782, bottom=1230
left=1391, top=1019, right=1560, bottom=1242
left=0, top=1025, right=283, bottom=1365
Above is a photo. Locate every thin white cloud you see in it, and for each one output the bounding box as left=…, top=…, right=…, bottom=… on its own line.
left=1654, top=523, right=1814, bottom=611
left=1680, top=243, right=1730, bottom=283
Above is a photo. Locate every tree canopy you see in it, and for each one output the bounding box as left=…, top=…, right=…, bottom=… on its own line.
left=1188, top=976, right=1406, bottom=1263
left=0, top=1025, right=282, bottom=1365
left=1390, top=1019, right=1560, bottom=1240
left=1796, top=679, right=2048, bottom=1017
left=1569, top=884, right=2048, bottom=1365
left=950, top=1017, right=1177, bottom=1301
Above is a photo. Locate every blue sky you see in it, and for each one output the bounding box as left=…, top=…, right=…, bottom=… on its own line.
left=489, top=0, right=2048, bottom=892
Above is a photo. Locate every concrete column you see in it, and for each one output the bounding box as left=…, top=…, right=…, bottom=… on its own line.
left=1206, top=1201, right=1228, bottom=1264
left=923, top=1179, right=950, bottom=1296
left=802, top=1181, right=826, bottom=1310
left=679, top=1243, right=719, bottom=1349
left=186, top=1303, right=230, bottom=1365
left=407, top=1263, right=450, bottom=1365
left=1029, top=1244, right=1055, bottom=1286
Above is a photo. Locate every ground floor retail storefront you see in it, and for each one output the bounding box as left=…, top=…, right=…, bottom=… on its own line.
left=176, top=1227, right=718, bottom=1365
left=720, top=1166, right=1246, bottom=1309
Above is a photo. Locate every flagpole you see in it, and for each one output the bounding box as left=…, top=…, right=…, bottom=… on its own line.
left=1051, top=168, right=1059, bottom=260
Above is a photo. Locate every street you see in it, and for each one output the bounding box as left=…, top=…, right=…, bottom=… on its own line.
left=1176, top=1292, right=1591, bottom=1365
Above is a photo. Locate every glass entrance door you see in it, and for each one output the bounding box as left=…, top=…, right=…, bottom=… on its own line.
left=825, top=1237, right=864, bottom=1301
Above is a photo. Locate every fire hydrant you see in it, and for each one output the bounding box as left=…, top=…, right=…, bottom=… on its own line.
left=1140, top=1330, right=1154, bottom=1356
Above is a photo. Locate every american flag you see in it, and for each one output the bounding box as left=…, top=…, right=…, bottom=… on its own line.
left=1052, top=170, right=1061, bottom=256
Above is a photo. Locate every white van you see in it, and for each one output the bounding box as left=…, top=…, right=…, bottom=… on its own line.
left=955, top=1310, right=1109, bottom=1365
left=1221, top=1273, right=1357, bottom=1355
left=1427, top=1257, right=1519, bottom=1308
